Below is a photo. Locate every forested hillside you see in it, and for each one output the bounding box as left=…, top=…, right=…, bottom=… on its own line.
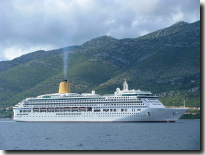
left=0, top=20, right=200, bottom=118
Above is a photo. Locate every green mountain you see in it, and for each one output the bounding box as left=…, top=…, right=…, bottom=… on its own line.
left=0, top=20, right=200, bottom=118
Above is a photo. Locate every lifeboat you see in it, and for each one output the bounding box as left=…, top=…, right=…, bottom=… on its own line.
left=72, top=107, right=79, bottom=111
left=47, top=108, right=54, bottom=112
left=87, top=107, right=92, bottom=111
left=64, top=107, right=71, bottom=111
left=40, top=108, right=47, bottom=112
left=79, top=107, right=86, bottom=111
left=55, top=107, right=63, bottom=112
left=33, top=108, right=39, bottom=112
left=64, top=107, right=70, bottom=109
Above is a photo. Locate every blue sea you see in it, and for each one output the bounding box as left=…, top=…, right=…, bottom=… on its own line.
left=0, top=119, right=200, bottom=150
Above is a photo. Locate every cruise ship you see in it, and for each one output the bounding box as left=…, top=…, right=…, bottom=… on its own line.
left=13, top=80, right=188, bottom=122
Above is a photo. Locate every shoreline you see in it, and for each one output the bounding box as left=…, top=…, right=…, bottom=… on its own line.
left=0, top=118, right=201, bottom=120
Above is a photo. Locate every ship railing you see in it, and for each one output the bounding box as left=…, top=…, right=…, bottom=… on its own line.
left=103, top=94, right=117, bottom=96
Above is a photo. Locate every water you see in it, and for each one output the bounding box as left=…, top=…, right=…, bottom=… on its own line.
left=0, top=119, right=200, bottom=150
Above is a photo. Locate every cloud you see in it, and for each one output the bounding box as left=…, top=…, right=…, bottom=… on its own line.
left=0, top=0, right=200, bottom=61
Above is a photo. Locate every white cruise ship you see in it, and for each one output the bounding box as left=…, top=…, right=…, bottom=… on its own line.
left=13, top=80, right=188, bottom=122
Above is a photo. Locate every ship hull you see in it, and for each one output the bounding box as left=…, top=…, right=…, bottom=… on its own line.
left=13, top=80, right=189, bottom=123
left=13, top=108, right=188, bottom=123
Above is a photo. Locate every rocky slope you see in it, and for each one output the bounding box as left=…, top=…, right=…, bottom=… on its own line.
left=0, top=20, right=200, bottom=118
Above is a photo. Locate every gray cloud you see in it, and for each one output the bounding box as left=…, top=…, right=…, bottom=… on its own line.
left=0, top=0, right=200, bottom=61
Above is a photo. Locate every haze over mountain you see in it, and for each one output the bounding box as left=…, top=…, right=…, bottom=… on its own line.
left=0, top=20, right=200, bottom=118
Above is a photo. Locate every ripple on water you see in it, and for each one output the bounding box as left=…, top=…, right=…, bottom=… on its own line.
left=0, top=119, right=200, bottom=150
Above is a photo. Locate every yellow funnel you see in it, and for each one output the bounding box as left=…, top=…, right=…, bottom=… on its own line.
left=59, top=80, right=70, bottom=93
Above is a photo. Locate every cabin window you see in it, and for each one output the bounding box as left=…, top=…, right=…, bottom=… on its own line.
left=94, top=109, right=100, bottom=112
left=103, top=109, right=109, bottom=112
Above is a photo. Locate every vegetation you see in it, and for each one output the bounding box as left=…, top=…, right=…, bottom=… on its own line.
left=0, top=20, right=200, bottom=118
left=180, top=109, right=200, bottom=119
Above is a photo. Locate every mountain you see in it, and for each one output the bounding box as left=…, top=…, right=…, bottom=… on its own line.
left=0, top=20, right=200, bottom=118
left=0, top=46, right=78, bottom=72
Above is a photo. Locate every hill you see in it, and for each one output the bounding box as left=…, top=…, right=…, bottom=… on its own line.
left=0, top=20, right=200, bottom=118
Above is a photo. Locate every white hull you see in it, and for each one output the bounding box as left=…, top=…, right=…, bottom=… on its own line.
left=13, top=108, right=188, bottom=122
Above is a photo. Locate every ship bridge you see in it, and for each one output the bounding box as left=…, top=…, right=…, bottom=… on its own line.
left=114, top=80, right=155, bottom=98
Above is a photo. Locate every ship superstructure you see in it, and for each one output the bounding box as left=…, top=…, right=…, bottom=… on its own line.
left=13, top=80, right=188, bottom=122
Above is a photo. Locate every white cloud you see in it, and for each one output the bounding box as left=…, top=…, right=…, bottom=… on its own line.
left=0, top=44, right=55, bottom=61
left=0, top=0, right=200, bottom=61
left=172, top=10, right=184, bottom=22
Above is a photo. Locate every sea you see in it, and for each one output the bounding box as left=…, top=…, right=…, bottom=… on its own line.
left=0, top=119, right=200, bottom=150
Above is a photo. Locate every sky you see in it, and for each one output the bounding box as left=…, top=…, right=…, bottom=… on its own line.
left=0, top=0, right=200, bottom=61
